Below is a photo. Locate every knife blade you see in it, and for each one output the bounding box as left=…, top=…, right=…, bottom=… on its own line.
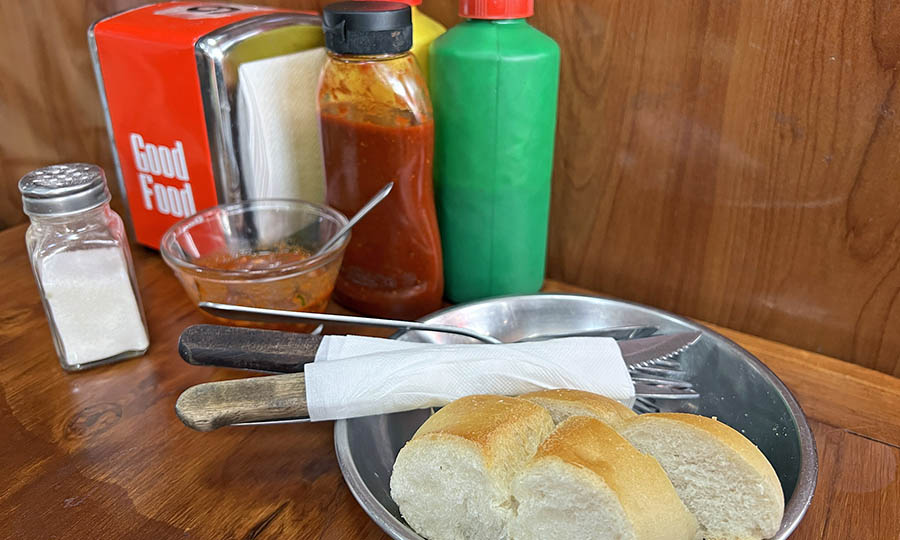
left=617, top=331, right=702, bottom=369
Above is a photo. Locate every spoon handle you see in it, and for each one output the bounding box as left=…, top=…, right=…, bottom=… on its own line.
left=315, top=181, right=394, bottom=256
left=198, top=302, right=503, bottom=344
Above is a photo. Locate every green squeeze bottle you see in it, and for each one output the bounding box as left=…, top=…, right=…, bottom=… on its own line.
left=430, top=0, right=560, bottom=302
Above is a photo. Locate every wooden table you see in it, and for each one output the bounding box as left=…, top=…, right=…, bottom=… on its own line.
left=0, top=223, right=897, bottom=539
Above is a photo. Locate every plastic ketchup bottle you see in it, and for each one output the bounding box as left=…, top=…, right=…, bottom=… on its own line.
left=318, top=1, right=444, bottom=319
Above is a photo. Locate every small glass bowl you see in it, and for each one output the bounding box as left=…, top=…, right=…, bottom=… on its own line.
left=160, top=199, right=349, bottom=330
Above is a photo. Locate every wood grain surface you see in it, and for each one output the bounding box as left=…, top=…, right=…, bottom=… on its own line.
left=179, top=324, right=323, bottom=372
left=0, top=223, right=898, bottom=539
left=2, top=0, right=900, bottom=376
left=175, top=371, right=309, bottom=431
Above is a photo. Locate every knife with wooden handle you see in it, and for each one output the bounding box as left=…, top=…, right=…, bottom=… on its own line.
left=176, top=372, right=308, bottom=431
left=173, top=371, right=699, bottom=431
left=174, top=327, right=701, bottom=431
left=177, top=324, right=683, bottom=373
left=179, top=325, right=322, bottom=373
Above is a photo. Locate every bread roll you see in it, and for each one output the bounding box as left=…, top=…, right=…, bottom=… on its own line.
left=390, top=395, right=554, bottom=540
left=620, top=413, right=784, bottom=540
left=520, top=388, right=637, bottom=427
left=510, top=416, right=699, bottom=540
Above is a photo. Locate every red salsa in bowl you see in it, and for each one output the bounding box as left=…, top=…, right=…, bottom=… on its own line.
left=160, top=200, right=348, bottom=331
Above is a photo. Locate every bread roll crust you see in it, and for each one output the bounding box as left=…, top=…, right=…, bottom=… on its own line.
left=522, top=416, right=699, bottom=540
left=392, top=395, right=785, bottom=540
left=391, top=395, right=554, bottom=540
left=520, top=388, right=637, bottom=427
left=409, top=395, right=554, bottom=478
left=627, top=413, right=784, bottom=507
left=621, top=413, right=785, bottom=540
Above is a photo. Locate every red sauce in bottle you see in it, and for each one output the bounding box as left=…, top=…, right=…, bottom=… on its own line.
left=320, top=113, right=443, bottom=319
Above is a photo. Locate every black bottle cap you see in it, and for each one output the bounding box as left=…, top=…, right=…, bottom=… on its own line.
left=323, top=1, right=413, bottom=55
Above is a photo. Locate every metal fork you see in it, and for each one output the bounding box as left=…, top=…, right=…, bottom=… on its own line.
left=199, top=301, right=700, bottom=402
left=629, top=350, right=695, bottom=412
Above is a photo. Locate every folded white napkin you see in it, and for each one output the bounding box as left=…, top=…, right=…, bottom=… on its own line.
left=304, top=336, right=634, bottom=421
left=237, top=47, right=326, bottom=209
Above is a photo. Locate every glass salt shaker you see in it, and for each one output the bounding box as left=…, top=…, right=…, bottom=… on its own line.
left=19, top=163, right=150, bottom=371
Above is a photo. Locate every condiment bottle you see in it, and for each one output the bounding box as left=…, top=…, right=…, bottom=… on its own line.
left=429, top=0, right=560, bottom=302
left=19, top=164, right=150, bottom=371
left=318, top=1, right=444, bottom=319
left=353, top=0, right=446, bottom=80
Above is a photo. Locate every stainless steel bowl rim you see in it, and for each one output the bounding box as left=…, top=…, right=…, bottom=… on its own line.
left=334, top=292, right=818, bottom=540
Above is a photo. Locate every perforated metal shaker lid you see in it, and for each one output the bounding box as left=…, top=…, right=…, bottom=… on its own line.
left=18, top=163, right=112, bottom=216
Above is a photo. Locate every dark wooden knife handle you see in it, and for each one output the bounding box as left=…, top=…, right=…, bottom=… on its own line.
left=178, top=324, right=323, bottom=373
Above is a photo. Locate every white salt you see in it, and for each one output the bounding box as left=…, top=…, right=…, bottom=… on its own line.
left=41, top=248, right=149, bottom=366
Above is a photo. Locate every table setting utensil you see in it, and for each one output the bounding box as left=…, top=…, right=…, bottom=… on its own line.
left=177, top=322, right=666, bottom=371
left=174, top=327, right=701, bottom=431
left=197, top=301, right=663, bottom=346
left=199, top=302, right=505, bottom=343
left=313, top=181, right=393, bottom=256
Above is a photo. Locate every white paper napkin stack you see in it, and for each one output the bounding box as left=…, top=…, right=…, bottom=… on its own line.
left=304, top=335, right=635, bottom=421
left=237, top=47, right=327, bottom=204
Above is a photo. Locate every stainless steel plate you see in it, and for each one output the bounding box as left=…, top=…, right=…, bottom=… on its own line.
left=334, top=294, right=817, bottom=539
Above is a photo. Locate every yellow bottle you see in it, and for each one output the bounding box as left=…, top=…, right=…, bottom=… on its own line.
left=409, top=3, right=446, bottom=80
left=354, top=1, right=446, bottom=80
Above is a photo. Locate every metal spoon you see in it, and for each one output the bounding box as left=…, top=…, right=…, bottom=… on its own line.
left=199, top=301, right=659, bottom=345
left=200, top=302, right=504, bottom=344
left=315, top=182, right=393, bottom=256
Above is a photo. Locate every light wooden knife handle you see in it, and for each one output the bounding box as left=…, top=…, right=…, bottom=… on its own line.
left=175, top=373, right=308, bottom=431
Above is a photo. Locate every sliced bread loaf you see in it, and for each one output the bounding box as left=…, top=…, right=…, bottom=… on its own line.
left=390, top=395, right=554, bottom=540
left=620, top=413, right=784, bottom=540
left=520, top=388, right=637, bottom=427
left=510, top=416, right=699, bottom=540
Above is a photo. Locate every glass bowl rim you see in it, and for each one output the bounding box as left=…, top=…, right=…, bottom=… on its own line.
left=160, top=199, right=350, bottom=280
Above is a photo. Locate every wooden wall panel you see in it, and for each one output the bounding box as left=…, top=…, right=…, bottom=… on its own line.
left=2, top=0, right=900, bottom=375
left=539, top=0, right=900, bottom=375
left=0, top=0, right=338, bottom=227
left=0, top=0, right=120, bottom=228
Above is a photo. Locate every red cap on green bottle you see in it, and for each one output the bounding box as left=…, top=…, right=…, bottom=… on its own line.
left=460, top=0, right=533, bottom=19
left=356, top=0, right=421, bottom=4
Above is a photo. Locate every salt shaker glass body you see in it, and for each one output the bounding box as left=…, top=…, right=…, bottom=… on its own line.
left=19, top=164, right=150, bottom=371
